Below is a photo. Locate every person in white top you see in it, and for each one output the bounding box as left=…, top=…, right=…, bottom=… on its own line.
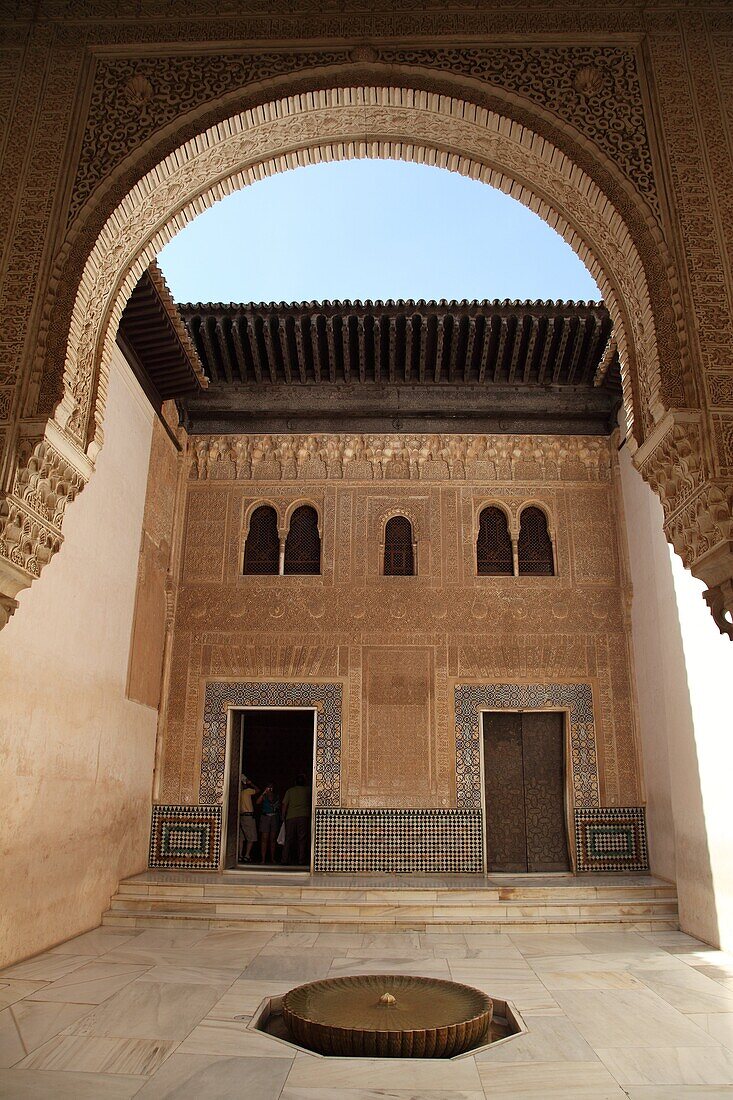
left=239, top=775, right=260, bottom=863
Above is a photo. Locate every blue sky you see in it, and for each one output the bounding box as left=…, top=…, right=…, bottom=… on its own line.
left=158, top=159, right=599, bottom=305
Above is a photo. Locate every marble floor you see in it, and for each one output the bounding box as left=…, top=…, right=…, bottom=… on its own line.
left=3, top=924, right=733, bottom=1097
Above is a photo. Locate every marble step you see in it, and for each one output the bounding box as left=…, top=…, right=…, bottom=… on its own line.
left=102, top=909, right=679, bottom=933
left=114, top=881, right=677, bottom=901
left=108, top=893, right=677, bottom=915
left=103, top=882, right=678, bottom=931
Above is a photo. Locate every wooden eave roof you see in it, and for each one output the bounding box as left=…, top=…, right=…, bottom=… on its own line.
left=176, top=299, right=623, bottom=436
left=117, top=263, right=207, bottom=406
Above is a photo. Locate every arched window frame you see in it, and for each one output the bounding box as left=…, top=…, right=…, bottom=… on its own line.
left=517, top=501, right=556, bottom=577
left=283, top=499, right=323, bottom=576
left=380, top=510, right=418, bottom=577
left=475, top=501, right=516, bottom=577
left=242, top=500, right=283, bottom=576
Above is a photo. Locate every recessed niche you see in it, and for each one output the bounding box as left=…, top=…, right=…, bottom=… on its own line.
left=248, top=989, right=527, bottom=1060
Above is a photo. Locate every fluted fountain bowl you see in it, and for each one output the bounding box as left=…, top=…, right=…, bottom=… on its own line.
left=281, top=974, right=493, bottom=1058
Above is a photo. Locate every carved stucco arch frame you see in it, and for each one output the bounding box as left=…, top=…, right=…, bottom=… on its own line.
left=378, top=507, right=420, bottom=578
left=59, top=86, right=665, bottom=459
left=3, top=80, right=729, bottom=633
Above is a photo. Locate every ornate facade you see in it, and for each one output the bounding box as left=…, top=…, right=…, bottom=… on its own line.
left=143, top=424, right=644, bottom=870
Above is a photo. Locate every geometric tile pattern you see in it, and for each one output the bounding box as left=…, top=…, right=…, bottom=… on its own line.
left=574, top=806, right=649, bottom=872
left=199, top=680, right=342, bottom=807
left=149, top=804, right=222, bottom=869
left=314, top=808, right=484, bottom=873
left=454, top=682, right=600, bottom=810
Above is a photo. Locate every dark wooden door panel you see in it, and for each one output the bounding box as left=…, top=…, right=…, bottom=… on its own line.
left=483, top=713, right=527, bottom=872
left=483, top=711, right=570, bottom=874
left=521, top=712, right=570, bottom=872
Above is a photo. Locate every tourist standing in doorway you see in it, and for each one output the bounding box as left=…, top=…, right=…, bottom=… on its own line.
left=239, top=775, right=259, bottom=863
left=282, top=772, right=312, bottom=866
left=257, top=782, right=281, bottom=865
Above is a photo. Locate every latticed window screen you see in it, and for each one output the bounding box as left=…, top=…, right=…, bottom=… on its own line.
left=243, top=505, right=280, bottom=575
left=477, top=506, right=514, bottom=575
left=384, top=516, right=415, bottom=576
left=518, top=506, right=555, bottom=576
left=284, top=505, right=321, bottom=575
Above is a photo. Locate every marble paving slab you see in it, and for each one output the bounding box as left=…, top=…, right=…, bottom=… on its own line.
left=0, top=1068, right=145, bottom=1098
left=477, top=1059, right=626, bottom=1097
left=14, top=1033, right=175, bottom=1075
left=177, top=1018, right=295, bottom=1058
left=0, top=981, right=48, bottom=1011
left=134, top=1052, right=292, bottom=1098
left=65, top=980, right=226, bottom=1041
left=26, top=960, right=149, bottom=1004
left=0, top=1000, right=92, bottom=1068
left=596, top=1044, right=733, bottom=1086
left=284, top=1051, right=483, bottom=1090
left=554, top=989, right=721, bottom=1049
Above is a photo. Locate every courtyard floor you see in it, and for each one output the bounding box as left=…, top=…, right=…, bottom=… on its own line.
left=3, top=918, right=733, bottom=1097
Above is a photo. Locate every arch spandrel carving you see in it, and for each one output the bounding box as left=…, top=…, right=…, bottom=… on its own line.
left=0, top=76, right=730, bottom=634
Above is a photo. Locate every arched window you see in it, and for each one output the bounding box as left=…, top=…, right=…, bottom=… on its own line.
left=284, top=505, right=321, bottom=575
left=518, top=506, right=555, bottom=576
left=243, top=505, right=280, bottom=575
left=477, top=506, right=513, bottom=576
left=383, top=516, right=415, bottom=576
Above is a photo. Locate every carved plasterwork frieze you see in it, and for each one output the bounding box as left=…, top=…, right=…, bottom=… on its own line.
left=380, top=47, right=659, bottom=224
left=188, top=434, right=612, bottom=484
left=70, top=46, right=659, bottom=228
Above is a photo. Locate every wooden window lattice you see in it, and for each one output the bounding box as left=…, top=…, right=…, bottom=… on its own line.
left=477, top=506, right=514, bottom=576
left=284, top=505, right=321, bottom=575
left=518, top=506, right=554, bottom=576
left=243, top=505, right=279, bottom=575
left=384, top=516, right=415, bottom=576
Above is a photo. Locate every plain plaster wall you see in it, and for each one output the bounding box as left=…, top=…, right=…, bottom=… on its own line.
left=0, top=345, right=157, bottom=967
left=619, top=444, right=732, bottom=948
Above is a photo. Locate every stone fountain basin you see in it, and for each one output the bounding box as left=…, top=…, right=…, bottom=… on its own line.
left=281, top=974, right=493, bottom=1058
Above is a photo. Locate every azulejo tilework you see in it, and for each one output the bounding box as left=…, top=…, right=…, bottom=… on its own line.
left=199, top=679, right=342, bottom=807
left=575, top=806, right=649, bottom=872
left=314, top=808, right=483, bottom=873
left=149, top=804, right=222, bottom=870
left=454, top=682, right=600, bottom=810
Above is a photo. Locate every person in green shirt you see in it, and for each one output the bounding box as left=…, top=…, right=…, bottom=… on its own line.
left=281, top=772, right=312, bottom=866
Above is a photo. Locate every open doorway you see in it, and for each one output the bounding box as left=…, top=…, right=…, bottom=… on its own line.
left=225, top=708, right=315, bottom=871
left=482, top=711, right=571, bottom=873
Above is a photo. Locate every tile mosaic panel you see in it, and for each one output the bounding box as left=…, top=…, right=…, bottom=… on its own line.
left=454, top=682, right=600, bottom=810
left=200, top=679, right=342, bottom=807
left=314, top=808, right=483, bottom=873
left=574, top=806, right=649, bottom=872
left=149, top=804, right=222, bottom=870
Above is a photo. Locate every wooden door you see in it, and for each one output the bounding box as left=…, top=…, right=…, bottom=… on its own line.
left=483, top=711, right=570, bottom=873
left=483, top=713, right=527, bottom=872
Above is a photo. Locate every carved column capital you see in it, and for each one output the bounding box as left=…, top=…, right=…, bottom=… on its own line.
left=0, top=421, right=90, bottom=628
left=634, top=410, right=733, bottom=638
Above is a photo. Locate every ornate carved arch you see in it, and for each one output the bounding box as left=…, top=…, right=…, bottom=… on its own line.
left=1, top=79, right=730, bottom=633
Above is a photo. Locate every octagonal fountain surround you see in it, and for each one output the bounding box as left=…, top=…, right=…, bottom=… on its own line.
left=249, top=975, right=527, bottom=1059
